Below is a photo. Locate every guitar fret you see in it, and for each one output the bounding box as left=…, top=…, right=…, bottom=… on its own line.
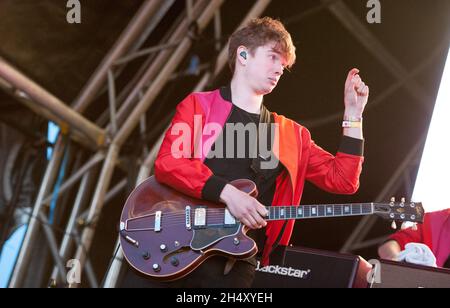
left=304, top=206, right=310, bottom=218
left=266, top=203, right=376, bottom=221
left=311, top=205, right=318, bottom=217
left=318, top=205, right=325, bottom=217
left=326, top=205, right=333, bottom=217
left=362, top=203, right=373, bottom=214
left=334, top=205, right=342, bottom=216
left=343, top=205, right=351, bottom=215
left=352, top=204, right=361, bottom=215
left=297, top=207, right=303, bottom=218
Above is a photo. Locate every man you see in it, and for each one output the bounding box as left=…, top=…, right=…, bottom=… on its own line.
left=378, top=208, right=450, bottom=268
left=122, top=17, right=369, bottom=288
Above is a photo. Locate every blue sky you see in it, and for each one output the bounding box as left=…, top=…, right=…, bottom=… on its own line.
left=0, top=225, right=27, bottom=288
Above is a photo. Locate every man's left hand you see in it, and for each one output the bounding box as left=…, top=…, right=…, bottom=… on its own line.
left=344, top=68, right=369, bottom=116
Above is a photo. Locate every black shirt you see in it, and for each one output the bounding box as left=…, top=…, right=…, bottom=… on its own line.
left=202, top=87, right=284, bottom=252
left=203, top=97, right=284, bottom=209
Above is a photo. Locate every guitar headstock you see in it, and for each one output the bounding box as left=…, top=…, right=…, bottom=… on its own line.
left=374, top=198, right=424, bottom=228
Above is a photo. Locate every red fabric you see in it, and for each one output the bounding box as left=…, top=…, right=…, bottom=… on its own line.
left=389, top=222, right=426, bottom=251
left=389, top=209, right=450, bottom=267
left=154, top=90, right=364, bottom=265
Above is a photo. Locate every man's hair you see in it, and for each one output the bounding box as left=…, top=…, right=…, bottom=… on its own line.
left=228, top=17, right=296, bottom=74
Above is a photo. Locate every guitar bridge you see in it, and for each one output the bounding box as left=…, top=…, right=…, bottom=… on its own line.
left=154, top=211, right=162, bottom=232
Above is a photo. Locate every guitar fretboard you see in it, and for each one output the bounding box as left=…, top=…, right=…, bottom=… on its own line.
left=265, top=203, right=374, bottom=221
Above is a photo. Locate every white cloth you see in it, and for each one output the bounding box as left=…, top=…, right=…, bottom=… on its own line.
left=396, top=243, right=437, bottom=267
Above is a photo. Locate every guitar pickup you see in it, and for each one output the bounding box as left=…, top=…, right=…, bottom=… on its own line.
left=224, top=208, right=236, bottom=226
left=194, top=207, right=206, bottom=228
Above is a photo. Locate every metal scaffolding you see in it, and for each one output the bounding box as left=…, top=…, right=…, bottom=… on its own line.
left=0, top=0, right=438, bottom=288
left=1, top=0, right=275, bottom=288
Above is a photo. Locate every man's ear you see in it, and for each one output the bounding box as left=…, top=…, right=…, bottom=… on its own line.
left=237, top=46, right=248, bottom=66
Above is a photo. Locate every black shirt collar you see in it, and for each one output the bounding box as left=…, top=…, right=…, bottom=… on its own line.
left=219, top=85, right=272, bottom=123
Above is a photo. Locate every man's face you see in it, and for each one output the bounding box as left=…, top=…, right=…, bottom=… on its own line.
left=244, top=43, right=287, bottom=95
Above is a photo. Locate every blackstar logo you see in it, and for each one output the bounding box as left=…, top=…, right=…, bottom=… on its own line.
left=255, top=261, right=311, bottom=279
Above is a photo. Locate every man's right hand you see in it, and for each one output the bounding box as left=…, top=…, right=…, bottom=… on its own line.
left=220, top=184, right=268, bottom=230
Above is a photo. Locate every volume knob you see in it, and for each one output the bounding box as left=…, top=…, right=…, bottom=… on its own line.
left=152, top=263, right=161, bottom=272
left=142, top=251, right=151, bottom=260
left=170, top=257, right=180, bottom=267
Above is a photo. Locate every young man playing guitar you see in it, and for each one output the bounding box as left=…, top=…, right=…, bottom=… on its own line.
left=121, top=17, right=369, bottom=288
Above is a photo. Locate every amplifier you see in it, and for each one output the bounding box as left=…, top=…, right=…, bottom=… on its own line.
left=370, top=260, right=450, bottom=288
left=252, top=246, right=361, bottom=288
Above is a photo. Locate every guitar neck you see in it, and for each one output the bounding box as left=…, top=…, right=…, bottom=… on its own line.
left=264, top=203, right=375, bottom=221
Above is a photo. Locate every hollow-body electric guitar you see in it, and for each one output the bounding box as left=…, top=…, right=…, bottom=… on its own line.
left=119, top=176, right=424, bottom=281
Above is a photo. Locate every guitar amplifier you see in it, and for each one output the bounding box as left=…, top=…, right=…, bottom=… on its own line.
left=370, top=260, right=450, bottom=288
left=252, top=246, right=361, bottom=288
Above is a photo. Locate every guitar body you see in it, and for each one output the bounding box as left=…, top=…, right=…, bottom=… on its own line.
left=120, top=176, right=258, bottom=281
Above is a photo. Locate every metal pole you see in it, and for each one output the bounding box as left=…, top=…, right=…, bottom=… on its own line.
left=37, top=212, right=68, bottom=283
left=0, top=79, right=95, bottom=150
left=106, top=0, right=210, bottom=134
left=107, top=70, right=118, bottom=136
left=0, top=58, right=105, bottom=147
left=70, top=144, right=119, bottom=287
left=49, top=168, right=96, bottom=285
left=9, top=137, right=66, bottom=287
left=115, top=0, right=225, bottom=147
left=72, top=0, right=165, bottom=113
left=102, top=239, right=124, bottom=288
left=104, top=179, right=127, bottom=205
left=42, top=152, right=105, bottom=206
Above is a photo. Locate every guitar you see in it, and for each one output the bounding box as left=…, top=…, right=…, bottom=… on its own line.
left=119, top=176, right=424, bottom=281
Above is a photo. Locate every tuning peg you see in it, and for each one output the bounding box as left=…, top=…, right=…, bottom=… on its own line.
left=401, top=197, right=406, bottom=203
left=390, top=197, right=396, bottom=202
left=391, top=220, right=397, bottom=229
left=412, top=223, right=418, bottom=231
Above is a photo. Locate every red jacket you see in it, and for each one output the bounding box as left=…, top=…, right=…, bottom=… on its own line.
left=154, top=89, right=364, bottom=265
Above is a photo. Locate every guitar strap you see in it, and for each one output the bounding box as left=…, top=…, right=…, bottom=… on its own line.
left=268, top=220, right=288, bottom=263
